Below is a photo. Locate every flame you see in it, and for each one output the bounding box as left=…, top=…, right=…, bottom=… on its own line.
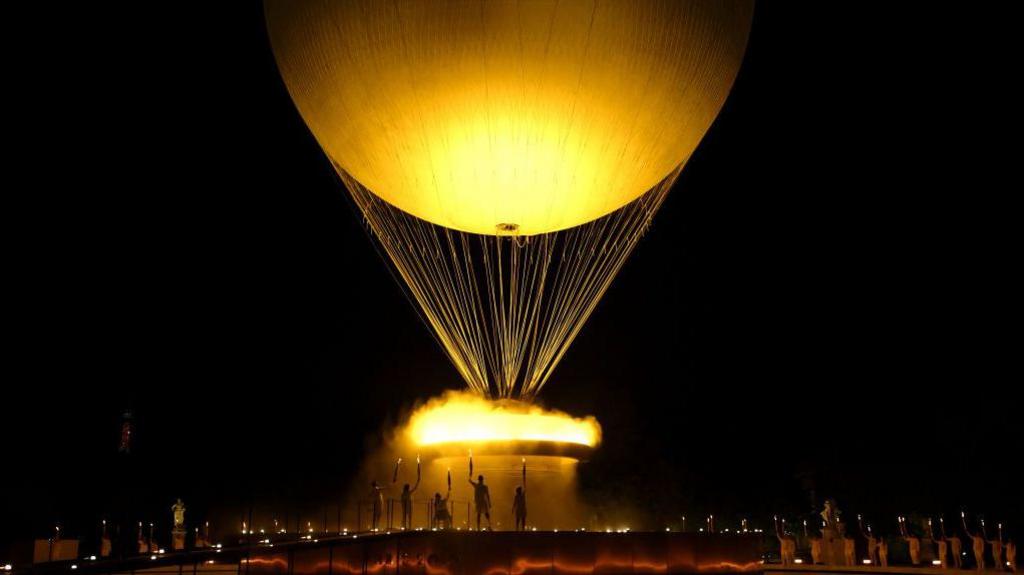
left=406, top=391, right=600, bottom=448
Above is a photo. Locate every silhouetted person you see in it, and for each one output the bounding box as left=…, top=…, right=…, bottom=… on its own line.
left=861, top=521, right=879, bottom=566
left=369, top=480, right=385, bottom=531
left=963, top=519, right=986, bottom=571
left=934, top=526, right=949, bottom=569
left=400, top=476, right=420, bottom=530
left=513, top=486, right=527, bottom=531
left=990, top=533, right=1005, bottom=572
left=907, top=534, right=922, bottom=565
left=843, top=536, right=857, bottom=566
left=945, top=520, right=964, bottom=569
left=809, top=532, right=823, bottom=565
left=468, top=475, right=492, bottom=530
left=774, top=517, right=797, bottom=566
left=900, top=518, right=922, bottom=565
left=432, top=492, right=451, bottom=529
left=843, top=527, right=857, bottom=566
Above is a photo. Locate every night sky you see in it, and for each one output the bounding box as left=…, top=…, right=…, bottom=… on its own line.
left=4, top=2, right=1018, bottom=549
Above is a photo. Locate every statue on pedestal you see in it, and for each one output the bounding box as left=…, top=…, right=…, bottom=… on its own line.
left=817, top=500, right=846, bottom=565
left=172, top=499, right=186, bottom=529
left=171, top=498, right=187, bottom=551
left=820, top=500, right=839, bottom=529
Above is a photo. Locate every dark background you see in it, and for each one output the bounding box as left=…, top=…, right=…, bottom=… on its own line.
left=4, top=1, right=1019, bottom=549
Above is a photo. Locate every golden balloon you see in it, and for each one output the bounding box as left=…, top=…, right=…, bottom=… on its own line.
left=267, top=1, right=753, bottom=398
left=266, top=0, right=753, bottom=236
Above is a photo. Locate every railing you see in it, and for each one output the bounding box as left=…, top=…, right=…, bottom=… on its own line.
left=353, top=498, right=475, bottom=532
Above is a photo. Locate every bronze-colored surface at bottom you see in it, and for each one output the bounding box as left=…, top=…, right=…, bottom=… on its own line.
left=251, top=532, right=761, bottom=575
left=12, top=532, right=760, bottom=575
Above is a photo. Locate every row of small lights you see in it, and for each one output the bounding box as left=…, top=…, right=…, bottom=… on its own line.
left=48, top=535, right=1013, bottom=571
left=52, top=519, right=768, bottom=565
left=58, top=516, right=946, bottom=572
left=239, top=524, right=770, bottom=537
left=61, top=542, right=226, bottom=570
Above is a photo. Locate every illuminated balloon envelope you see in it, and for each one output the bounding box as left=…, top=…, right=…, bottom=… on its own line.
left=266, top=0, right=753, bottom=398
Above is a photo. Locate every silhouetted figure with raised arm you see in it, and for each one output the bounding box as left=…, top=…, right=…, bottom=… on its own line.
left=136, top=522, right=147, bottom=554
left=932, top=518, right=949, bottom=569
left=963, top=513, right=986, bottom=571
left=468, top=475, right=492, bottom=530
left=513, top=486, right=527, bottom=532
left=400, top=477, right=420, bottom=530
left=878, top=535, right=890, bottom=567
left=774, top=516, right=797, bottom=566
left=944, top=518, right=964, bottom=569
left=841, top=523, right=856, bottom=566
left=900, top=516, right=922, bottom=565
left=809, top=526, right=823, bottom=565
left=369, top=480, right=385, bottom=531
left=861, top=517, right=879, bottom=566
left=989, top=525, right=1004, bottom=572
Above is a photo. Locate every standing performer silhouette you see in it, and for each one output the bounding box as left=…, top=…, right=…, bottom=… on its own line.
left=963, top=513, right=986, bottom=571
left=432, top=491, right=452, bottom=529
left=400, top=457, right=421, bottom=530
left=932, top=518, right=949, bottom=568
left=900, top=516, right=922, bottom=565
left=860, top=517, right=879, bottom=566
left=400, top=482, right=418, bottom=530
left=944, top=517, right=963, bottom=569
left=774, top=516, right=797, bottom=566
left=989, top=524, right=1004, bottom=572
left=513, top=486, right=527, bottom=531
left=369, top=481, right=385, bottom=531
left=468, top=475, right=492, bottom=530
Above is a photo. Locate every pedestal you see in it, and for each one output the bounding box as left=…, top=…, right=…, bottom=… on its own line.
left=820, top=526, right=845, bottom=565
left=172, top=529, right=186, bottom=551
left=100, top=536, right=112, bottom=558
